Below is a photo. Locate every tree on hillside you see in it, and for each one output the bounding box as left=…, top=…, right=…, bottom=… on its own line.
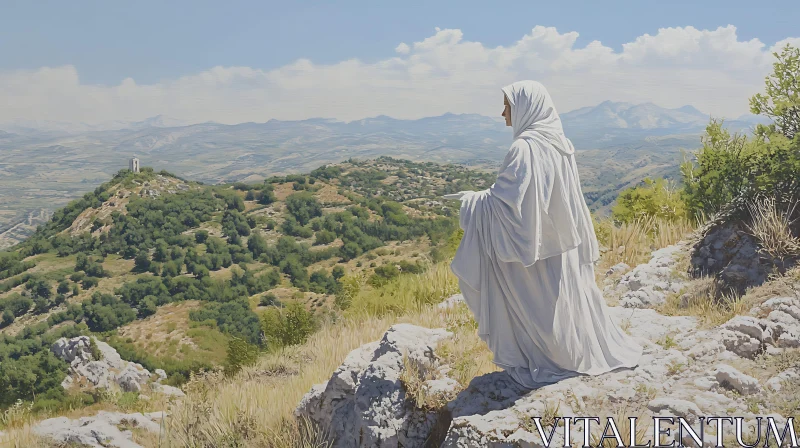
left=750, top=44, right=800, bottom=140
left=195, top=230, right=209, bottom=244
left=259, top=184, right=277, bottom=205
left=134, top=250, right=151, bottom=272
left=682, top=44, right=800, bottom=218
left=25, top=276, right=52, bottom=300
left=284, top=192, right=322, bottom=226
left=57, top=280, right=70, bottom=295
left=247, top=231, right=269, bottom=257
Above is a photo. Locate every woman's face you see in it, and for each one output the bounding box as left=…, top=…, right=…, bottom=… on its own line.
left=502, top=95, right=512, bottom=127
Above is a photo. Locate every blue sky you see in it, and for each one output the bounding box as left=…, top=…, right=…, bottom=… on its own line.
left=1, top=0, right=798, bottom=124
left=3, top=0, right=798, bottom=85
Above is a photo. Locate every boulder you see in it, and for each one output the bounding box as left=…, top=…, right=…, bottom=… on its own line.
left=155, top=369, right=168, bottom=382
left=714, top=365, right=761, bottom=395
left=34, top=411, right=164, bottom=448
left=647, top=398, right=704, bottom=424
left=766, top=368, right=800, bottom=392
left=116, top=364, right=151, bottom=393
left=690, top=220, right=798, bottom=296
left=152, top=383, right=185, bottom=397
left=295, top=324, right=453, bottom=447
left=605, top=262, right=631, bottom=277
left=50, top=336, right=155, bottom=395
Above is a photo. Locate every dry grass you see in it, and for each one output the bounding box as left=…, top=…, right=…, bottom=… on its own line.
left=144, top=261, right=467, bottom=447
left=400, top=302, right=498, bottom=415
left=659, top=263, right=800, bottom=328
left=399, top=356, right=454, bottom=412
left=312, top=185, right=350, bottom=206
left=659, top=277, right=751, bottom=328
left=746, top=197, right=800, bottom=261
left=345, top=260, right=460, bottom=317
left=116, top=301, right=229, bottom=364
left=588, top=403, right=651, bottom=448
left=155, top=308, right=454, bottom=447
left=0, top=391, right=173, bottom=448
left=594, top=216, right=695, bottom=276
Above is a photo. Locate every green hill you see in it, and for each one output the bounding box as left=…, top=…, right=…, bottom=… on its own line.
left=0, top=157, right=495, bottom=411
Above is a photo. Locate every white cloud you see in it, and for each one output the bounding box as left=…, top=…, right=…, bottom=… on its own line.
left=0, top=25, right=796, bottom=126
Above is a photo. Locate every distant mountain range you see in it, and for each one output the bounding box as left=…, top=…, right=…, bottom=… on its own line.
left=0, top=114, right=192, bottom=136
left=0, top=101, right=773, bottom=247
left=0, top=101, right=768, bottom=143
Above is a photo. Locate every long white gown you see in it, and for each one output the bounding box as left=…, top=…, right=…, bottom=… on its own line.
left=450, top=81, right=642, bottom=388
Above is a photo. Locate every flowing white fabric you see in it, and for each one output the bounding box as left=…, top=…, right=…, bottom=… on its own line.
left=450, top=80, right=642, bottom=388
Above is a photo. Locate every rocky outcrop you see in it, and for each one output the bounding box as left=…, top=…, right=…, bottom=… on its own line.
left=605, top=244, right=689, bottom=308
left=34, top=411, right=165, bottom=448
left=690, top=222, right=771, bottom=296
left=298, top=289, right=800, bottom=447
left=296, top=324, right=454, bottom=447
left=51, top=336, right=183, bottom=397
left=690, top=218, right=799, bottom=296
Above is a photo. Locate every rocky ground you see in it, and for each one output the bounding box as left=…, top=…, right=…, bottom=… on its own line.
left=34, top=412, right=166, bottom=448
left=297, top=243, right=800, bottom=447
left=30, top=336, right=184, bottom=448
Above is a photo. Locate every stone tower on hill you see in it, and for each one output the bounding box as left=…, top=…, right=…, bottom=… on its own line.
left=129, top=157, right=140, bottom=173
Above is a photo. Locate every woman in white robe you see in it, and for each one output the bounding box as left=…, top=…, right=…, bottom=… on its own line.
left=448, top=80, right=642, bottom=388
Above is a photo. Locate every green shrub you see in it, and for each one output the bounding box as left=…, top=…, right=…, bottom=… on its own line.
left=681, top=44, right=800, bottom=218
left=612, top=178, right=688, bottom=224
left=224, top=337, right=260, bottom=376
left=261, top=302, right=317, bottom=348
left=259, top=293, right=279, bottom=307
left=314, top=230, right=336, bottom=245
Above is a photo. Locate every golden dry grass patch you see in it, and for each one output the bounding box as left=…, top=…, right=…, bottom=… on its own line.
left=102, top=254, right=136, bottom=276
left=272, top=182, right=298, bottom=201
left=159, top=305, right=464, bottom=447
left=117, top=301, right=207, bottom=357
left=595, top=216, right=695, bottom=276
left=313, top=184, right=350, bottom=205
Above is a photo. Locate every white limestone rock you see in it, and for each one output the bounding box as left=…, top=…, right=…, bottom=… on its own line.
left=605, top=262, right=631, bottom=277
left=613, top=245, right=689, bottom=309
left=765, top=368, right=800, bottom=392
left=721, top=315, right=765, bottom=341
left=438, top=294, right=465, bottom=310
left=151, top=383, right=185, bottom=397
left=295, top=324, right=453, bottom=447
left=647, top=398, right=704, bottom=423
left=51, top=336, right=156, bottom=395
left=155, top=369, right=167, bottom=382
left=714, top=364, right=761, bottom=395
left=34, top=411, right=164, bottom=448
left=718, top=329, right=762, bottom=359
left=116, top=364, right=152, bottom=393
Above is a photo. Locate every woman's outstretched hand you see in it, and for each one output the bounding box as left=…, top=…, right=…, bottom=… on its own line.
left=442, top=191, right=474, bottom=201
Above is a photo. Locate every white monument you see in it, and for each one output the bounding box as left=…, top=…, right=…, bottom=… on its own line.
left=129, top=157, right=140, bottom=173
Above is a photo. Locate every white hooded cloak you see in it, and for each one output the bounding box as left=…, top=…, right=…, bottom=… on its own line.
left=450, top=80, right=642, bottom=388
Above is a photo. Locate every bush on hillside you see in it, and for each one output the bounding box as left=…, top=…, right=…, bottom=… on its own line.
left=612, top=178, right=688, bottom=224
left=189, top=299, right=262, bottom=345
left=284, top=192, right=322, bottom=226
left=261, top=301, right=317, bottom=348
left=81, top=292, right=137, bottom=332
left=224, top=337, right=260, bottom=376
left=681, top=44, right=800, bottom=219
